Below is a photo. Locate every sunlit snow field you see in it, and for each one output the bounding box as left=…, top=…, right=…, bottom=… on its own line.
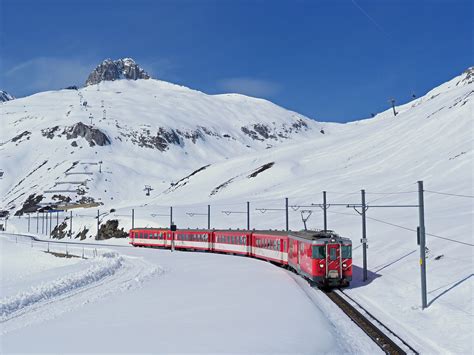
left=1, top=69, right=473, bottom=353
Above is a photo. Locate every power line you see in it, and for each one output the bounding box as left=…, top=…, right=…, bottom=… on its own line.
left=425, top=190, right=474, bottom=199
left=366, top=216, right=474, bottom=247
left=365, top=191, right=418, bottom=195
left=351, top=0, right=390, bottom=37
left=327, top=210, right=474, bottom=247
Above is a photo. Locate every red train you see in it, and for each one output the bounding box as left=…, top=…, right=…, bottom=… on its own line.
left=129, top=228, right=352, bottom=287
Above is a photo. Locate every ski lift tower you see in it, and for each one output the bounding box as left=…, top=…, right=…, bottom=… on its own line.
left=389, top=98, right=398, bottom=116
left=144, top=185, right=153, bottom=196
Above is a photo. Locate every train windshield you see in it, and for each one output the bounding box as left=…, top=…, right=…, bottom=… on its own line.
left=312, top=245, right=325, bottom=258
left=342, top=245, right=352, bottom=258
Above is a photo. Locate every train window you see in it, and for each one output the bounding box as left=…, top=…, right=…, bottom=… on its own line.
left=330, top=248, right=337, bottom=261
left=139, top=233, right=143, bottom=238
left=342, top=245, right=352, bottom=258
left=312, top=246, right=325, bottom=259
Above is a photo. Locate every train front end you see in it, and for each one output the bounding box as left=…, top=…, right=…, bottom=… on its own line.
left=318, top=238, right=352, bottom=287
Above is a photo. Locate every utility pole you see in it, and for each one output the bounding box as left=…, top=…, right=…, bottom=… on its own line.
left=70, top=210, right=73, bottom=238
left=49, top=212, right=52, bottom=238
left=36, top=211, right=39, bottom=233
left=361, top=189, right=368, bottom=281
left=170, top=224, right=176, bottom=252
left=208, top=205, right=211, bottom=229
left=247, top=201, right=250, bottom=230
left=418, top=181, right=427, bottom=309
left=285, top=198, right=289, bottom=231
left=28, top=213, right=30, bottom=232
left=97, top=209, right=100, bottom=240
left=389, top=98, right=398, bottom=116
left=132, top=208, right=135, bottom=229
left=323, top=191, right=328, bottom=231
left=170, top=206, right=173, bottom=227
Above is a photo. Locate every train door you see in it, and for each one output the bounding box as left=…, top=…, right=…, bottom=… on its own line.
left=209, top=232, right=214, bottom=252
left=326, top=243, right=342, bottom=279
left=297, top=241, right=302, bottom=272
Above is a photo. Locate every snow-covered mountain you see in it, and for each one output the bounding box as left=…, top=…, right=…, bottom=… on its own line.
left=0, top=90, right=15, bottom=102
left=2, top=60, right=473, bottom=353
left=1, top=58, right=322, bottom=216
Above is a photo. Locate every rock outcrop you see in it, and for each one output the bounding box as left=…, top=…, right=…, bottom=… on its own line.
left=0, top=90, right=14, bottom=102
left=85, top=58, right=150, bottom=86
left=65, top=122, right=111, bottom=147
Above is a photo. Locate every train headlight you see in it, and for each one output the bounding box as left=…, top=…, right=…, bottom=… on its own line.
left=319, top=264, right=324, bottom=268
left=342, top=263, right=347, bottom=268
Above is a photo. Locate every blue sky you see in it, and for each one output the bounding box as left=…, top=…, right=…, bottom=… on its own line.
left=1, top=0, right=472, bottom=122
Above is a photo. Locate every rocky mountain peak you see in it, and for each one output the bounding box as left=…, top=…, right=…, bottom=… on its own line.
left=85, top=58, right=151, bottom=86
left=461, top=66, right=474, bottom=85
left=0, top=90, right=15, bottom=102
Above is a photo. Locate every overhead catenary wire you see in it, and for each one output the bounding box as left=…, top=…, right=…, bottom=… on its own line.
left=425, top=190, right=474, bottom=199
left=326, top=210, right=474, bottom=247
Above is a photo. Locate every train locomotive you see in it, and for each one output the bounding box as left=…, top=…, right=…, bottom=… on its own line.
left=128, top=228, right=352, bottom=287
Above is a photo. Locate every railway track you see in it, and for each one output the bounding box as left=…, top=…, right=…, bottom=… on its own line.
left=323, top=288, right=419, bottom=355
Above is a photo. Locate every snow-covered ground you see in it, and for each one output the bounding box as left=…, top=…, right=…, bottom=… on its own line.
left=0, top=234, right=381, bottom=353
left=2, top=67, right=473, bottom=353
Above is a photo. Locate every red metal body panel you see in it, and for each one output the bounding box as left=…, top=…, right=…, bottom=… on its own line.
left=173, top=230, right=212, bottom=250
left=213, top=230, right=251, bottom=255
left=251, top=233, right=288, bottom=265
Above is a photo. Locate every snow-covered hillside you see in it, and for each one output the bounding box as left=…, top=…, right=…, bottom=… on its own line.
left=0, top=58, right=322, bottom=215
left=4, top=65, right=473, bottom=353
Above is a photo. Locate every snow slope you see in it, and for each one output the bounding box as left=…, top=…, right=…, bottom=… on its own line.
left=1, top=76, right=321, bottom=213
left=0, top=234, right=381, bottom=354
left=2, top=66, right=473, bottom=353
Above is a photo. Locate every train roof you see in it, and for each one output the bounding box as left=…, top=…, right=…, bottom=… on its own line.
left=130, top=227, right=350, bottom=243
